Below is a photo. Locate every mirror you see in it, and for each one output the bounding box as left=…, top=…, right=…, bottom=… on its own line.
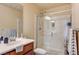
left=0, top=3, right=23, bottom=38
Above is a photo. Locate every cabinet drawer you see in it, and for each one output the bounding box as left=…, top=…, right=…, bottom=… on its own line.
left=3, top=52, right=10, bottom=55
left=23, top=43, right=33, bottom=54
left=10, top=50, right=16, bottom=55
left=3, top=50, right=16, bottom=55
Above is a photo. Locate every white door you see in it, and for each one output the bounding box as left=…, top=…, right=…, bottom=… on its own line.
left=44, top=16, right=68, bottom=54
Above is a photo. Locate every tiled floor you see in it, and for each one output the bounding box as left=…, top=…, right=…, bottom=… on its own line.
left=46, top=49, right=65, bottom=55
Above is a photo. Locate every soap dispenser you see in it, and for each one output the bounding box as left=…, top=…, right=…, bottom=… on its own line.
left=4, top=37, right=8, bottom=44
left=0, top=36, right=3, bottom=41
left=0, top=36, right=4, bottom=44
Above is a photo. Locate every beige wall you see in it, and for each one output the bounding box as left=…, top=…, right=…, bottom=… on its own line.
left=72, top=3, right=79, bottom=29
left=0, top=5, right=23, bottom=36
left=22, top=3, right=40, bottom=39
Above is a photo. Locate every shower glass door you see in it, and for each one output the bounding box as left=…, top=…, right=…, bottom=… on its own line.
left=44, top=15, right=70, bottom=54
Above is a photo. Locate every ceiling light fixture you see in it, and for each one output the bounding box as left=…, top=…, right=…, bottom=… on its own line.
left=44, top=16, right=51, bottom=20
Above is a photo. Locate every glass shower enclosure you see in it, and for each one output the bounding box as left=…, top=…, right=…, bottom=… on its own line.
left=35, top=14, right=71, bottom=54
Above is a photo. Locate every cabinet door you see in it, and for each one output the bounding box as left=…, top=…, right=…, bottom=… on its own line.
left=23, top=43, right=33, bottom=54
left=25, top=50, right=34, bottom=55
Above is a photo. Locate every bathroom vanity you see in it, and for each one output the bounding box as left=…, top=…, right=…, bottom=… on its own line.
left=0, top=38, right=34, bottom=55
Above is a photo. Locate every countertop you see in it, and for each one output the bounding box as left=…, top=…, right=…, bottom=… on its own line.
left=0, top=38, right=34, bottom=55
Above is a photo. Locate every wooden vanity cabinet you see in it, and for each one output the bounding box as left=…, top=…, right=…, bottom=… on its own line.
left=3, top=42, right=34, bottom=55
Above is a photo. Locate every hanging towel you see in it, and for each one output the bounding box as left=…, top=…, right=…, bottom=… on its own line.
left=15, top=46, right=23, bottom=53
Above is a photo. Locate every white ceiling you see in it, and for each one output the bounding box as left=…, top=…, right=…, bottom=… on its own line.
left=34, top=3, right=71, bottom=10
left=0, top=3, right=23, bottom=11
left=0, top=3, right=71, bottom=12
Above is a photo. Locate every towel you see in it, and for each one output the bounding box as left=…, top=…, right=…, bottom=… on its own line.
left=15, top=46, right=23, bottom=53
